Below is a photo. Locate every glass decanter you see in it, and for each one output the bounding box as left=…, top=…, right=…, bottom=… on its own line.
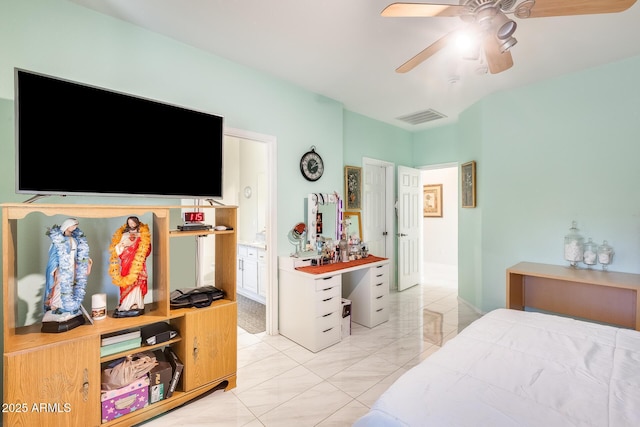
left=597, top=240, right=614, bottom=271
left=582, top=238, right=598, bottom=268
left=564, top=221, right=584, bottom=267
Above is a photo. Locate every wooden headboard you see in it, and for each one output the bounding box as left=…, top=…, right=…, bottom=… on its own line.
left=507, top=262, right=640, bottom=330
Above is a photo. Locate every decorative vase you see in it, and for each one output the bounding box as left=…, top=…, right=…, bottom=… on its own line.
left=582, top=238, right=598, bottom=268
left=597, top=240, right=614, bottom=271
left=564, top=221, right=584, bottom=268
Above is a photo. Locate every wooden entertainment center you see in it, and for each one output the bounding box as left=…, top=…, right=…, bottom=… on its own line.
left=2, top=203, right=237, bottom=426
left=507, top=261, right=640, bottom=330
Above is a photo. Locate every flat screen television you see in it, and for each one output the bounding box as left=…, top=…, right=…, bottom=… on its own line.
left=15, top=68, right=224, bottom=200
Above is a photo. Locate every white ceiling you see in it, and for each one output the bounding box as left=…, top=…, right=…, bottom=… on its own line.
left=71, top=0, right=640, bottom=131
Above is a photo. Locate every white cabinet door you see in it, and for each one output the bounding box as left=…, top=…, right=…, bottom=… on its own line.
left=243, top=258, right=258, bottom=294
left=237, top=244, right=263, bottom=299
left=237, top=245, right=247, bottom=289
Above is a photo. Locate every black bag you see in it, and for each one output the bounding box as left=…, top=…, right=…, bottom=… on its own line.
left=170, top=286, right=224, bottom=309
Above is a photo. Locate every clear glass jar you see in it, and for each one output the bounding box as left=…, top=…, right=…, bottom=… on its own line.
left=597, top=240, right=614, bottom=271
left=339, top=234, right=349, bottom=262
left=564, top=221, right=584, bottom=267
left=582, top=238, right=598, bottom=268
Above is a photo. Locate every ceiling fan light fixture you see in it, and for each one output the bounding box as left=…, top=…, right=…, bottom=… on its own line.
left=454, top=30, right=480, bottom=59
left=493, top=11, right=517, bottom=40
left=497, top=36, right=517, bottom=53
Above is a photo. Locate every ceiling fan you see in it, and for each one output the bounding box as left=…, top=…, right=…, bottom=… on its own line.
left=382, top=0, right=637, bottom=74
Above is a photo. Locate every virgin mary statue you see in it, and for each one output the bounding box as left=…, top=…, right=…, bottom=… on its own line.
left=42, top=218, right=92, bottom=332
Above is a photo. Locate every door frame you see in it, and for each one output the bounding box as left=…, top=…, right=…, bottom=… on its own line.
left=362, top=157, right=396, bottom=289
left=224, top=127, right=278, bottom=335
left=418, top=162, right=458, bottom=288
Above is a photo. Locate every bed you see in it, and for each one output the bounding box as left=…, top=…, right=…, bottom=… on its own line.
left=353, top=307, right=640, bottom=427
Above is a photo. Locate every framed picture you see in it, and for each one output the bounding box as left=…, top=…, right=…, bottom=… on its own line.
left=344, top=166, right=362, bottom=210
left=461, top=160, right=476, bottom=208
left=423, top=184, right=443, bottom=217
left=344, top=211, right=362, bottom=241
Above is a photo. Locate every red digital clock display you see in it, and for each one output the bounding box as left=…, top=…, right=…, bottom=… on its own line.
left=184, top=211, right=204, bottom=223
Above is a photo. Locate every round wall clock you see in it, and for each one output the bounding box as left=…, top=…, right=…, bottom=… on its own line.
left=300, top=146, right=324, bottom=182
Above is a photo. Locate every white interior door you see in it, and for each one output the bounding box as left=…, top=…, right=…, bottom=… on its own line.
left=363, top=164, right=387, bottom=258
left=397, top=165, right=422, bottom=291
left=363, top=158, right=395, bottom=288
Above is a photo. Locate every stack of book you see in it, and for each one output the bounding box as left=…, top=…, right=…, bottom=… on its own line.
left=100, top=329, right=142, bottom=357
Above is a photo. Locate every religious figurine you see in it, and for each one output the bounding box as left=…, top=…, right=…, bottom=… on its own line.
left=42, top=218, right=92, bottom=333
left=109, top=216, right=151, bottom=318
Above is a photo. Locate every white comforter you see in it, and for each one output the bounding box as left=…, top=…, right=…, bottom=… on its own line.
left=354, top=308, right=640, bottom=427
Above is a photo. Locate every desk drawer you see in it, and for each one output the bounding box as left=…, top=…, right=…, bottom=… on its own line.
left=372, top=263, right=389, bottom=280
left=316, top=288, right=340, bottom=316
left=315, top=275, right=340, bottom=291
left=315, top=311, right=340, bottom=347
left=246, top=247, right=259, bottom=259
left=372, top=293, right=387, bottom=311
left=314, top=323, right=340, bottom=350
left=317, top=310, right=339, bottom=330
left=372, top=280, right=388, bottom=298
left=370, top=304, right=388, bottom=326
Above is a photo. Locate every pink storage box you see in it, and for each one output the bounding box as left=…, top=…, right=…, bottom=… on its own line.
left=101, top=376, right=149, bottom=422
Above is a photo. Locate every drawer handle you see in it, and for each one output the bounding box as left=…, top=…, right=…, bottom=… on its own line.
left=376, top=295, right=383, bottom=299
left=322, top=312, right=333, bottom=317
left=322, top=297, right=333, bottom=302
left=322, top=327, right=334, bottom=333
left=322, top=276, right=334, bottom=280
left=376, top=265, right=383, bottom=269
left=376, top=308, right=384, bottom=312
left=322, top=287, right=333, bottom=291
left=376, top=274, right=383, bottom=277
left=375, top=282, right=383, bottom=287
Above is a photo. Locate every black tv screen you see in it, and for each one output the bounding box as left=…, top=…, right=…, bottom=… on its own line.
left=15, top=68, right=224, bottom=200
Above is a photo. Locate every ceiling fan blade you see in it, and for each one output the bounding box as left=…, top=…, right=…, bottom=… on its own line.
left=523, top=0, right=637, bottom=18
left=396, top=31, right=456, bottom=73
left=381, top=2, right=467, bottom=17
left=483, top=36, right=513, bottom=74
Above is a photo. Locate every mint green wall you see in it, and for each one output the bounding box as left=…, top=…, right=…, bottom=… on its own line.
left=413, top=55, right=640, bottom=312
left=0, top=0, right=345, bottom=262
left=0, top=99, right=16, bottom=202
left=411, top=124, right=459, bottom=164
left=343, top=110, right=412, bottom=166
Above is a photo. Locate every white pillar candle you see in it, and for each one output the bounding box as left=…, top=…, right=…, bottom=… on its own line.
left=91, top=293, right=107, bottom=320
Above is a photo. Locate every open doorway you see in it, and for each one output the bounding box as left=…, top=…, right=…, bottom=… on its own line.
left=200, top=127, right=277, bottom=335
left=420, top=164, right=458, bottom=290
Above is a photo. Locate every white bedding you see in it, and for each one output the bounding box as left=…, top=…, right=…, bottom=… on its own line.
left=354, top=308, right=640, bottom=427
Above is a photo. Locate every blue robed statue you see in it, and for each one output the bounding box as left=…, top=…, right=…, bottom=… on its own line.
left=42, top=218, right=92, bottom=332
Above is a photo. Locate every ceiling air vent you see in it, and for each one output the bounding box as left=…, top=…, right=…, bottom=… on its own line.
left=396, top=109, right=447, bottom=125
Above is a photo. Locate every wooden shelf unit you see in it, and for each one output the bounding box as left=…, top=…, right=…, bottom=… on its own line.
left=507, top=261, right=640, bottom=330
left=2, top=203, right=237, bottom=427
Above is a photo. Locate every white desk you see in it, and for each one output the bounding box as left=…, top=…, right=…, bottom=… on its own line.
left=278, top=256, right=390, bottom=352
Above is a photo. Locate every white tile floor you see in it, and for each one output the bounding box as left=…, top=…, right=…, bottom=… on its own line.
left=139, top=276, right=482, bottom=426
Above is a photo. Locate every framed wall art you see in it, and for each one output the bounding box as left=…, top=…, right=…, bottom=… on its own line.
left=461, top=160, right=476, bottom=208
left=423, top=184, right=443, bottom=217
left=344, top=165, right=362, bottom=210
